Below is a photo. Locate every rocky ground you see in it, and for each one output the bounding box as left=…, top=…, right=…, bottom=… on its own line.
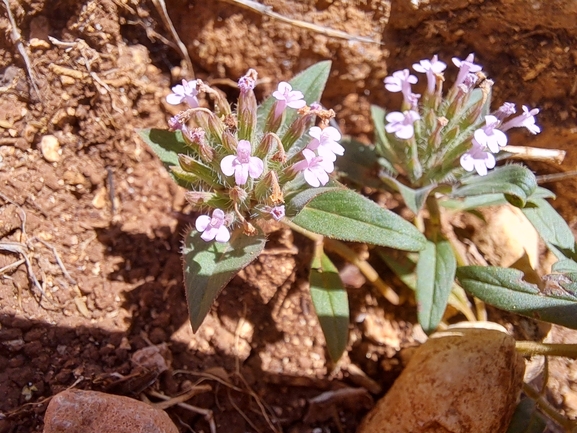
left=1, top=0, right=577, bottom=431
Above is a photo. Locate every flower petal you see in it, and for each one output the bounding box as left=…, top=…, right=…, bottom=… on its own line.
left=195, top=215, right=211, bottom=232
left=220, top=155, right=237, bottom=176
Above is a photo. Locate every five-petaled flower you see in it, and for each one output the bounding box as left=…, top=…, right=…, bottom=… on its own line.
left=269, top=205, right=285, bottom=221
left=195, top=209, right=231, bottom=242
left=306, top=126, right=344, bottom=162
left=166, top=79, right=199, bottom=108
left=452, top=53, right=482, bottom=88
left=385, top=110, right=421, bottom=140
left=272, top=82, right=306, bottom=119
left=474, top=115, right=508, bottom=153
left=500, top=105, right=541, bottom=134
left=293, top=149, right=334, bottom=187
left=220, top=140, right=264, bottom=185
left=384, top=69, right=419, bottom=106
left=460, top=139, right=496, bottom=176
left=413, top=55, right=447, bottom=94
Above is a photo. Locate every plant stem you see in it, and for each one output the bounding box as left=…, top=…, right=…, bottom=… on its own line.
left=516, top=341, right=577, bottom=359
left=522, top=382, right=577, bottom=431
left=283, top=219, right=400, bottom=305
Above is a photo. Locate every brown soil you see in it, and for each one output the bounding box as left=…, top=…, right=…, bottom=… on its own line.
left=0, top=0, right=576, bottom=432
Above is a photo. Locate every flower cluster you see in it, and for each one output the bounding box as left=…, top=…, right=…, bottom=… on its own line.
left=166, top=72, right=343, bottom=242
left=381, top=53, right=540, bottom=179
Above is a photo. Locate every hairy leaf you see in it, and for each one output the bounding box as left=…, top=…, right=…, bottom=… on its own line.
left=416, top=240, right=457, bottom=334
left=457, top=266, right=577, bottom=329
left=309, top=252, right=349, bottom=362
left=292, top=189, right=426, bottom=251
left=183, top=229, right=267, bottom=331
left=452, top=165, right=537, bottom=207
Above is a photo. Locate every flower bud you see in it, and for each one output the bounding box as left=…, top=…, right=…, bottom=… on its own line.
left=229, top=186, right=248, bottom=204
left=256, top=132, right=285, bottom=162
left=429, top=116, right=448, bottom=149
left=463, top=79, right=493, bottom=127
left=281, top=109, right=315, bottom=152
left=265, top=101, right=283, bottom=133
left=183, top=127, right=214, bottom=163
left=189, top=108, right=225, bottom=145
left=222, top=130, right=238, bottom=154
left=254, top=170, right=284, bottom=205
left=178, top=154, right=220, bottom=187
left=237, top=69, right=258, bottom=142
left=185, top=191, right=229, bottom=210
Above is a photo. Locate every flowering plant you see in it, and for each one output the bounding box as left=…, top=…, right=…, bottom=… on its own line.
left=338, top=54, right=577, bottom=334
left=140, top=62, right=427, bottom=361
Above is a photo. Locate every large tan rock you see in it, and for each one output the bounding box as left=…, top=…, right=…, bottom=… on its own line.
left=43, top=389, right=178, bottom=433
left=358, top=325, right=525, bottom=433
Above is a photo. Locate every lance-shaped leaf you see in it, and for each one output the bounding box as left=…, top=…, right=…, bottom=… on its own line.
left=457, top=266, right=577, bottom=329
left=522, top=197, right=576, bottom=260
left=371, top=105, right=400, bottom=174
left=415, top=240, right=457, bottom=334
left=451, top=165, right=537, bottom=207
left=257, top=61, right=331, bottom=130
left=291, top=189, right=426, bottom=251
left=380, top=174, right=437, bottom=215
left=139, top=128, right=187, bottom=172
left=183, top=228, right=267, bottom=331
left=309, top=251, right=349, bottom=362
left=284, top=182, right=344, bottom=218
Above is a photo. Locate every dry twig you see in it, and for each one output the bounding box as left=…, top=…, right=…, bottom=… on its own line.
left=1, top=0, right=41, bottom=100
left=219, top=0, right=380, bottom=44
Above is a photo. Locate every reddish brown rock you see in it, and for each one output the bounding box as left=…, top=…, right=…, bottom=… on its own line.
left=43, top=389, right=178, bottom=433
left=358, top=324, right=525, bottom=433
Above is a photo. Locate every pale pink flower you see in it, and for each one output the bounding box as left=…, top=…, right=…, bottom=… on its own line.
left=384, top=69, right=418, bottom=106
left=385, top=110, right=421, bottom=140
left=292, top=149, right=334, bottom=187
left=270, top=205, right=285, bottom=221
left=166, top=79, right=199, bottom=107
left=460, top=139, right=496, bottom=176
left=493, top=102, right=516, bottom=122
left=413, top=55, right=447, bottom=94
left=474, top=115, right=508, bottom=153
left=220, top=140, right=264, bottom=185
left=500, top=105, right=541, bottom=134
left=195, top=209, right=230, bottom=243
left=272, top=82, right=306, bottom=119
left=306, top=126, right=344, bottom=162
left=452, top=53, right=482, bottom=87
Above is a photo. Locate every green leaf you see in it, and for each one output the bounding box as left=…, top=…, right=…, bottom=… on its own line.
left=416, top=240, right=457, bottom=334
left=257, top=61, right=332, bottom=130
left=337, top=138, right=386, bottom=188
left=380, top=174, right=436, bottom=214
left=291, top=189, right=427, bottom=251
left=457, top=266, right=577, bottom=329
left=309, top=252, right=349, bottom=362
left=440, top=193, right=507, bottom=211
left=183, top=229, right=267, bottom=331
left=284, top=183, right=344, bottom=217
left=552, top=259, right=577, bottom=273
left=371, top=105, right=400, bottom=173
left=139, top=128, right=188, bottom=171
left=522, top=197, right=576, bottom=259
left=452, top=165, right=537, bottom=207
